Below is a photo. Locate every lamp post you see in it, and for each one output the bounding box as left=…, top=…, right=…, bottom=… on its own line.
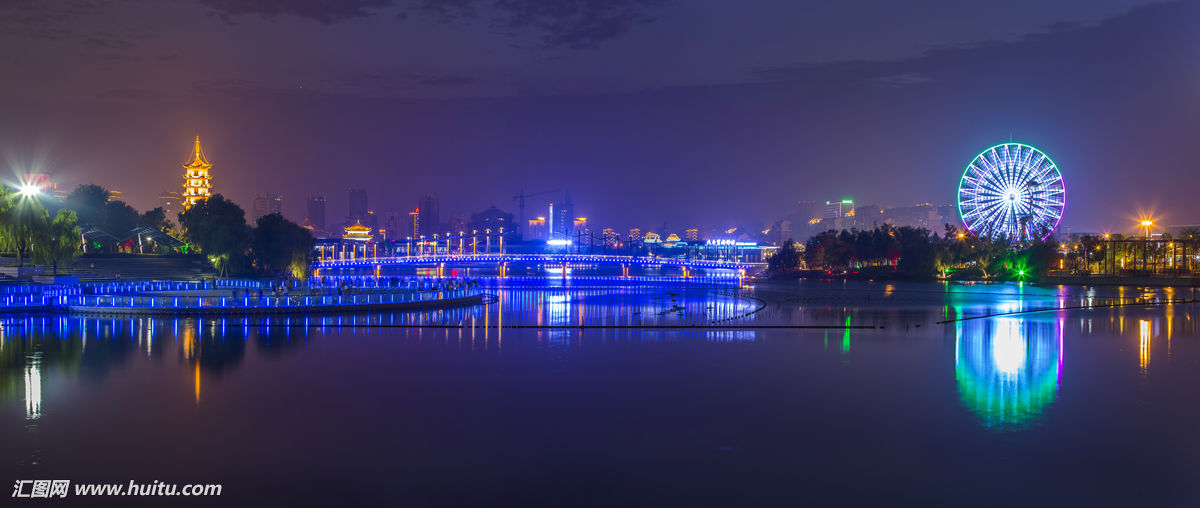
left=485, top=229, right=491, bottom=254
left=1141, top=219, right=1153, bottom=239
left=472, top=230, right=478, bottom=255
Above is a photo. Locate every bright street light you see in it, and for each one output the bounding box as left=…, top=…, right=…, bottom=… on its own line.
left=17, top=183, right=42, bottom=198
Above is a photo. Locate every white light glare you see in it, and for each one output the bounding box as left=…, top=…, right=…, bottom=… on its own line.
left=17, top=183, right=41, bottom=198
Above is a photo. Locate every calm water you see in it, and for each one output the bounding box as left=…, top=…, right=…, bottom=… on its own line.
left=2, top=280, right=1199, bottom=506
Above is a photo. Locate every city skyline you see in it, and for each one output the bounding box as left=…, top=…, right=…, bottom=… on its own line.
left=1, top=1, right=1197, bottom=233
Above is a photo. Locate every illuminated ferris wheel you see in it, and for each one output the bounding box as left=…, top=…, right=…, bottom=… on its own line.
left=957, top=143, right=1065, bottom=242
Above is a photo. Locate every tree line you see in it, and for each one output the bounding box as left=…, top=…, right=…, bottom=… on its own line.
left=768, top=224, right=1057, bottom=281
left=0, top=184, right=313, bottom=279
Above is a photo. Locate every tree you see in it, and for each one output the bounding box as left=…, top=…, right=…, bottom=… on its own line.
left=104, top=200, right=140, bottom=236
left=767, top=239, right=803, bottom=274
left=0, top=191, right=49, bottom=267
left=141, top=207, right=170, bottom=232
left=33, top=209, right=82, bottom=275
left=64, top=184, right=110, bottom=228
left=178, top=194, right=251, bottom=276
left=251, top=213, right=314, bottom=278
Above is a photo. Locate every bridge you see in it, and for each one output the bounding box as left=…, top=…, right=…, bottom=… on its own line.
left=313, top=253, right=754, bottom=278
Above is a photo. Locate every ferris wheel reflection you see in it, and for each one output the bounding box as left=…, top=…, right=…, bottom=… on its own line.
left=955, top=316, right=1064, bottom=429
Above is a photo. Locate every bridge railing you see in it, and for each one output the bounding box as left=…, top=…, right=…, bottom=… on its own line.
left=312, top=253, right=752, bottom=270
left=65, top=289, right=478, bottom=311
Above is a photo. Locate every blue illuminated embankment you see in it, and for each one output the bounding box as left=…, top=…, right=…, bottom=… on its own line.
left=66, top=289, right=483, bottom=316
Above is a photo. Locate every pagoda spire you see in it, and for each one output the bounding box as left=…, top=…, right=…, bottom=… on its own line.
left=186, top=135, right=211, bottom=168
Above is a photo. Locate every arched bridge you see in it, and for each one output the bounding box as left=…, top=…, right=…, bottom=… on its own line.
left=313, top=254, right=753, bottom=277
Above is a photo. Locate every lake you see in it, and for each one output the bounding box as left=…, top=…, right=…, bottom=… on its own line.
left=2, top=280, right=1198, bottom=505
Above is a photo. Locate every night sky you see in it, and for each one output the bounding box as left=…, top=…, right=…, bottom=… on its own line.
left=2, top=0, right=1197, bottom=234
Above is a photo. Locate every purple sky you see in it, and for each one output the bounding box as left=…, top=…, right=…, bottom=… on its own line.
left=1, top=0, right=1197, bottom=234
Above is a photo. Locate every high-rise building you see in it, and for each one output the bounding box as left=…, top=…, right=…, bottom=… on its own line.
left=449, top=214, right=468, bottom=234
left=409, top=209, right=421, bottom=238
left=159, top=190, right=181, bottom=219
left=572, top=217, right=589, bottom=239
left=527, top=217, right=547, bottom=240
left=629, top=228, right=642, bottom=243
left=824, top=199, right=853, bottom=220
left=417, top=194, right=440, bottom=236
left=253, top=192, right=283, bottom=219
left=181, top=136, right=212, bottom=210
left=306, top=196, right=327, bottom=230
left=602, top=228, right=619, bottom=247
left=348, top=188, right=368, bottom=223
left=684, top=228, right=700, bottom=241
left=469, top=206, right=511, bottom=233
left=549, top=192, right=575, bottom=240
left=384, top=212, right=406, bottom=241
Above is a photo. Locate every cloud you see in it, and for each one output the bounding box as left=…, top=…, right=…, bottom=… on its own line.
left=195, top=0, right=667, bottom=49
left=875, top=72, right=931, bottom=87
left=400, top=0, right=668, bottom=50
left=406, top=0, right=476, bottom=23
left=494, top=0, right=667, bottom=49
left=412, top=74, right=478, bottom=86
left=197, top=0, right=393, bottom=24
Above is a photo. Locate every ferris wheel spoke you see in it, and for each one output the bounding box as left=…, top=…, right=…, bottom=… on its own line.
left=958, top=143, right=1064, bottom=242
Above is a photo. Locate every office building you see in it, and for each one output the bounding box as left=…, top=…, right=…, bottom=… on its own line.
left=549, top=192, right=575, bottom=240
left=253, top=192, right=283, bottom=219
left=527, top=217, right=547, bottom=241
left=306, top=196, right=327, bottom=230
left=417, top=194, right=440, bottom=237
left=159, top=190, right=182, bottom=221
left=348, top=188, right=368, bottom=223
left=469, top=205, right=512, bottom=233
left=602, top=228, right=619, bottom=247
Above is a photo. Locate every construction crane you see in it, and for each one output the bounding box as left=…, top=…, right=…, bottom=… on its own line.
left=512, top=188, right=559, bottom=238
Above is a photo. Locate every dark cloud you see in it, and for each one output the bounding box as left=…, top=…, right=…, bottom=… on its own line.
left=398, top=0, right=668, bottom=49
left=83, top=33, right=133, bottom=49
left=197, top=0, right=393, bottom=24
left=412, top=74, right=478, bottom=86
left=492, top=0, right=667, bottom=49
left=406, top=0, right=476, bottom=23
left=874, top=72, right=931, bottom=87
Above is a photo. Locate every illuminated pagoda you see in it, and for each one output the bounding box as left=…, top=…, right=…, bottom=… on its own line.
left=340, top=220, right=376, bottom=260
left=342, top=221, right=374, bottom=242
left=181, top=136, right=213, bottom=209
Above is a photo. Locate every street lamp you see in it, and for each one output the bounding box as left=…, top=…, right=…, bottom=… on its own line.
left=1140, top=219, right=1153, bottom=238
left=17, top=183, right=42, bottom=198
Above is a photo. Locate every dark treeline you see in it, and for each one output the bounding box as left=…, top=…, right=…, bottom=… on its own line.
left=768, top=224, right=1057, bottom=281
left=1, top=184, right=313, bottom=279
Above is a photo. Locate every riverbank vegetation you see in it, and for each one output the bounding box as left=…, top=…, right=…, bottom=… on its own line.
left=0, top=184, right=313, bottom=279
left=767, top=224, right=1058, bottom=282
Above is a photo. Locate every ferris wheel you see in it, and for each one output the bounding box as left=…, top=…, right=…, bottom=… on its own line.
left=957, top=143, right=1065, bottom=242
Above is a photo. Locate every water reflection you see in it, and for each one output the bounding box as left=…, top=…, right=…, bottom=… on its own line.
left=955, top=317, right=1063, bottom=429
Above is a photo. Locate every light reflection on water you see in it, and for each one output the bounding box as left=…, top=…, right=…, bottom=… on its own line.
left=954, top=316, right=1063, bottom=429
left=0, top=281, right=1197, bottom=504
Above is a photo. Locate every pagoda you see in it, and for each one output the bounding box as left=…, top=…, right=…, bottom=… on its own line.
left=181, top=136, right=213, bottom=209
left=342, top=221, right=374, bottom=242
